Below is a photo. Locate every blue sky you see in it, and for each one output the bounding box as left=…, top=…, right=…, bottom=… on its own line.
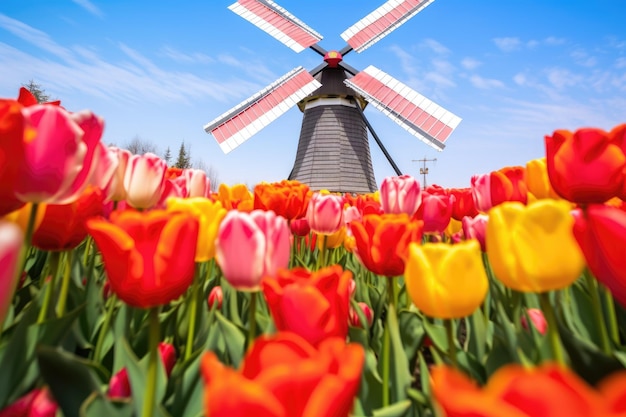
left=1, top=0, right=625, bottom=189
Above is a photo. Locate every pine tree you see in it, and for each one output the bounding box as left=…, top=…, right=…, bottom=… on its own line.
left=22, top=80, right=51, bottom=103
left=163, top=146, right=172, bottom=166
left=174, top=141, right=191, bottom=169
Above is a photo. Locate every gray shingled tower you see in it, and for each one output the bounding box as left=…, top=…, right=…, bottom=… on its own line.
left=288, top=65, right=377, bottom=194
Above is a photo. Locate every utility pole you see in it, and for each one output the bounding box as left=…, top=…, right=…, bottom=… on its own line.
left=412, top=157, right=437, bottom=187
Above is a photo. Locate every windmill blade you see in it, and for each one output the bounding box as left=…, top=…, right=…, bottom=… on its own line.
left=204, top=67, right=321, bottom=154
left=228, top=0, right=323, bottom=53
left=345, top=65, right=461, bottom=151
left=340, top=0, right=436, bottom=53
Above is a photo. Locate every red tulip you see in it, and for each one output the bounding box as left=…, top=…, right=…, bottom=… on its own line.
left=350, top=213, right=423, bottom=277
left=262, top=265, right=351, bottom=347
left=0, top=387, right=58, bottom=417
left=32, top=186, right=104, bottom=251
left=201, top=332, right=364, bottom=417
left=573, top=204, right=626, bottom=307
left=86, top=210, right=199, bottom=308
left=289, top=217, right=310, bottom=237
left=419, top=191, right=454, bottom=233
left=349, top=302, right=374, bottom=328
left=546, top=125, right=626, bottom=204
left=448, top=187, right=479, bottom=220
left=0, top=99, right=27, bottom=216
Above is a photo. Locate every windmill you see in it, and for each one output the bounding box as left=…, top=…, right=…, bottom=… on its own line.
left=204, top=0, right=461, bottom=194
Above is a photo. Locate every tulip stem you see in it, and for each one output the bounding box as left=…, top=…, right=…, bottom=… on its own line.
left=445, top=319, right=457, bottom=368
left=55, top=250, right=73, bottom=317
left=583, top=270, right=612, bottom=354
left=247, top=291, right=257, bottom=350
left=382, top=277, right=397, bottom=408
left=538, top=292, right=566, bottom=366
left=317, top=235, right=328, bottom=270
left=184, top=263, right=202, bottom=361
left=37, top=251, right=61, bottom=324
left=94, top=294, right=117, bottom=363
left=603, top=287, right=620, bottom=346
left=17, top=203, right=40, bottom=288
left=142, top=307, right=160, bottom=417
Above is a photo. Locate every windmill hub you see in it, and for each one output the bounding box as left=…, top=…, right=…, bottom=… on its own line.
left=323, top=50, right=343, bottom=68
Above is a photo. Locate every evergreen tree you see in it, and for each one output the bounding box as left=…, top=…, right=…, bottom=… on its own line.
left=163, top=146, right=172, bottom=166
left=22, top=80, right=51, bottom=103
left=174, top=141, right=191, bottom=169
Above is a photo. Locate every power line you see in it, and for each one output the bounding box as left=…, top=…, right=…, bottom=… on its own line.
left=412, top=157, right=437, bottom=187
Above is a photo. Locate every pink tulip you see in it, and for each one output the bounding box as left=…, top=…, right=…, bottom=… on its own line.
left=157, top=177, right=187, bottom=208
left=208, top=286, right=223, bottom=309
left=379, top=174, right=422, bottom=216
left=471, top=173, right=493, bottom=213
left=184, top=168, right=211, bottom=198
left=349, top=302, right=374, bottom=328
left=14, top=105, right=87, bottom=204
left=306, top=192, right=344, bottom=235
left=216, top=209, right=290, bottom=291
left=462, top=214, right=488, bottom=252
left=89, top=143, right=119, bottom=202
left=521, top=308, right=548, bottom=335
left=421, top=192, right=454, bottom=233
left=123, top=152, right=167, bottom=209
left=107, top=147, right=131, bottom=202
left=0, top=221, right=23, bottom=327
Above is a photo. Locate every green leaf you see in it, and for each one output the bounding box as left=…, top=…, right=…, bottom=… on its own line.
left=372, top=400, right=412, bottom=417
left=557, top=321, right=624, bottom=386
left=398, top=311, right=424, bottom=363
left=80, top=393, right=134, bottom=417
left=215, top=311, right=245, bottom=368
left=385, top=304, right=412, bottom=404
left=355, top=349, right=383, bottom=415
left=422, top=319, right=447, bottom=353
left=37, top=346, right=101, bottom=417
left=167, top=348, right=205, bottom=417
left=467, top=308, right=486, bottom=362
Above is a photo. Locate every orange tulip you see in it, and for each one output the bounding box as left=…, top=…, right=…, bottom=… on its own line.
left=201, top=332, right=364, bottom=417
left=545, top=125, right=626, bottom=204
left=86, top=210, right=198, bottom=308
left=490, top=166, right=528, bottom=206
left=262, top=265, right=351, bottom=347
left=350, top=213, right=423, bottom=276
left=254, top=180, right=310, bottom=220
left=431, top=363, right=624, bottom=417
left=215, top=183, right=254, bottom=212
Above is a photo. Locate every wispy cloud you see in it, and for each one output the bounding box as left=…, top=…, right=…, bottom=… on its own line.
left=493, top=36, right=567, bottom=52
left=469, top=75, right=505, bottom=90
left=71, top=0, right=104, bottom=18
left=0, top=16, right=268, bottom=105
left=461, top=57, right=481, bottom=70
left=160, top=45, right=214, bottom=64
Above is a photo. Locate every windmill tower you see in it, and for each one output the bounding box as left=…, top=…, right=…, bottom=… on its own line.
left=204, top=0, right=461, bottom=194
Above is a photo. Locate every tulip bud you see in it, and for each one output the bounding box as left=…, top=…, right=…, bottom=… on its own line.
left=521, top=308, right=548, bottom=335
left=349, top=302, right=374, bottom=328
left=108, top=368, right=132, bottom=399
left=348, top=279, right=356, bottom=298
left=208, top=286, right=223, bottom=310
left=290, top=217, right=310, bottom=237
left=158, top=342, right=177, bottom=377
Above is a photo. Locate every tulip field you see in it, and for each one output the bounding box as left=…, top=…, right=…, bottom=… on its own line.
left=2, top=87, right=626, bottom=417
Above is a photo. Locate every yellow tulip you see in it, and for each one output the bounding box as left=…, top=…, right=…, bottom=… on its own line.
left=525, top=157, right=560, bottom=200
left=216, top=183, right=253, bottom=212
left=445, top=217, right=462, bottom=237
left=405, top=240, right=488, bottom=319
left=318, top=226, right=347, bottom=250
left=166, top=197, right=227, bottom=262
left=486, top=200, right=585, bottom=292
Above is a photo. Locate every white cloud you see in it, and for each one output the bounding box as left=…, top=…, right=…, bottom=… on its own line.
left=570, top=49, right=597, bottom=67
left=160, top=45, right=214, bottom=64
left=545, top=68, right=583, bottom=89
left=469, top=75, right=504, bottom=89
left=420, top=38, right=450, bottom=55
left=544, top=36, right=566, bottom=46
left=71, top=0, right=104, bottom=18
left=0, top=14, right=74, bottom=61
left=616, top=57, right=626, bottom=68
left=513, top=73, right=527, bottom=86
left=493, top=37, right=522, bottom=52
left=461, top=57, right=481, bottom=70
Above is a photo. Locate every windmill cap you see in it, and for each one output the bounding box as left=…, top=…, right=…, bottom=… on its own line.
left=324, top=50, right=343, bottom=68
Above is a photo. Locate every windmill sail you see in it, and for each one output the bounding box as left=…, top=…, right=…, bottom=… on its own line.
left=204, top=66, right=321, bottom=154
left=228, top=0, right=323, bottom=53
left=340, top=0, right=436, bottom=53
left=345, top=65, right=461, bottom=151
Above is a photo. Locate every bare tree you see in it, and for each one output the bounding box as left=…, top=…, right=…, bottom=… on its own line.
left=193, top=158, right=220, bottom=192
left=123, top=136, right=159, bottom=155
